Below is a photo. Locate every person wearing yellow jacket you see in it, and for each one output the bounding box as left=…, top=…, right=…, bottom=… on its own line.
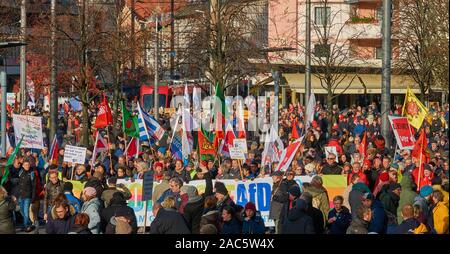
left=431, top=190, right=449, bottom=234
left=432, top=178, right=449, bottom=208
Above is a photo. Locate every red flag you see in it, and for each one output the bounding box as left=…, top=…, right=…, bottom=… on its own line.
left=276, top=138, right=303, bottom=172
left=93, top=95, right=113, bottom=129
left=219, top=123, right=236, bottom=157
left=125, top=137, right=139, bottom=158
left=359, top=132, right=367, bottom=158
left=49, top=134, right=59, bottom=165
left=411, top=129, right=429, bottom=163
left=411, top=129, right=430, bottom=191
left=291, top=120, right=300, bottom=139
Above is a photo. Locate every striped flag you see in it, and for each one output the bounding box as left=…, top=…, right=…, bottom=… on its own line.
left=137, top=103, right=165, bottom=142
left=275, top=136, right=304, bottom=172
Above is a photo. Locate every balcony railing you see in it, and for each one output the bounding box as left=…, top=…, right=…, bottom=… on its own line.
left=348, top=16, right=379, bottom=24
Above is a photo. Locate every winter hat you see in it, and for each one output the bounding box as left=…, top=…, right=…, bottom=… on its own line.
left=352, top=182, right=371, bottom=193
left=244, top=202, right=257, bottom=212
left=180, top=185, right=202, bottom=203
left=63, top=182, right=74, bottom=192
left=214, top=182, right=228, bottom=196
left=419, top=185, right=433, bottom=198
left=294, top=198, right=308, bottom=211
left=153, top=161, right=164, bottom=169
left=389, top=183, right=402, bottom=192
left=83, top=187, right=97, bottom=198
left=288, top=185, right=301, bottom=198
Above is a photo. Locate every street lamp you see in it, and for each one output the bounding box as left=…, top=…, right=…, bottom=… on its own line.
left=1, top=41, right=27, bottom=157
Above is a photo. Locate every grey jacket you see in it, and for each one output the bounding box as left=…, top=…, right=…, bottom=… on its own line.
left=81, top=197, right=101, bottom=234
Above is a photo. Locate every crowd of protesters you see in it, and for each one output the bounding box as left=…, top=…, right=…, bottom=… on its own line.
left=0, top=96, right=449, bottom=234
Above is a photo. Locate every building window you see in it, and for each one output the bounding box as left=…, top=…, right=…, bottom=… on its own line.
left=376, top=47, right=383, bottom=59
left=314, top=44, right=330, bottom=57
left=315, top=7, right=331, bottom=26
left=376, top=7, right=383, bottom=21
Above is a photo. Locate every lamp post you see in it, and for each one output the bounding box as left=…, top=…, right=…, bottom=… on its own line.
left=381, top=0, right=392, bottom=150
left=1, top=41, right=27, bottom=157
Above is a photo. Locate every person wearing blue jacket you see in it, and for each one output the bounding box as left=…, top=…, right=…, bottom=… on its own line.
left=361, top=192, right=387, bottom=234
left=242, top=202, right=265, bottom=234
left=63, top=182, right=82, bottom=214
left=327, top=196, right=352, bottom=234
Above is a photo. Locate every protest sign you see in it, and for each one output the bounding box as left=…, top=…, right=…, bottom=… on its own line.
left=388, top=116, right=415, bottom=149
left=63, top=145, right=87, bottom=164
left=12, top=114, right=44, bottom=149
left=324, top=146, right=339, bottom=163
left=229, top=146, right=246, bottom=160
left=7, top=93, right=15, bottom=105
left=233, top=139, right=248, bottom=153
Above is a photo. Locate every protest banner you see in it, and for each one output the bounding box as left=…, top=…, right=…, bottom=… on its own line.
left=388, top=116, right=415, bottom=150
left=12, top=114, right=44, bottom=149
left=233, top=139, right=248, bottom=153
left=63, top=145, right=87, bottom=164
left=324, top=146, right=339, bottom=163
left=229, top=146, right=246, bottom=160
left=119, top=176, right=319, bottom=227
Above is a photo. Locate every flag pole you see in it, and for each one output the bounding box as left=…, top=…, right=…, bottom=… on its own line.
left=416, top=131, right=423, bottom=191
left=106, top=127, right=114, bottom=174
left=238, top=159, right=244, bottom=180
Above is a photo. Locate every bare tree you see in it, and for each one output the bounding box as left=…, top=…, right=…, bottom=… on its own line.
left=395, top=0, right=449, bottom=101
left=270, top=0, right=369, bottom=130
left=177, top=0, right=266, bottom=92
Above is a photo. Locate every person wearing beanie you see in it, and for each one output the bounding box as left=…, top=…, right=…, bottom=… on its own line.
left=242, top=202, right=265, bottom=234
left=379, top=183, right=402, bottom=233
left=413, top=185, right=434, bottom=222
left=214, top=181, right=238, bottom=230
left=153, top=161, right=165, bottom=182
left=397, top=174, right=419, bottom=225
left=269, top=170, right=288, bottom=234
left=181, top=171, right=213, bottom=234
left=80, top=187, right=101, bottom=234
left=103, top=192, right=138, bottom=234
left=300, top=192, right=324, bottom=234
left=84, top=171, right=105, bottom=199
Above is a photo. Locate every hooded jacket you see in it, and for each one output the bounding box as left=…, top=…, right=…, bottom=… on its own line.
left=349, top=183, right=370, bottom=214
left=101, top=194, right=137, bottom=234
left=303, top=184, right=330, bottom=222
left=397, top=175, right=419, bottom=224
left=242, top=211, right=266, bottom=234
left=368, top=199, right=387, bottom=234
left=81, top=197, right=101, bottom=234
left=380, top=190, right=400, bottom=225
left=432, top=201, right=449, bottom=234
left=281, top=200, right=315, bottom=234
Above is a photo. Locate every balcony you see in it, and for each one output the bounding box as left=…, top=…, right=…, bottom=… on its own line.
left=344, top=17, right=381, bottom=39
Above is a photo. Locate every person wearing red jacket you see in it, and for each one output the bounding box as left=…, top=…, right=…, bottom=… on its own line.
left=347, top=162, right=368, bottom=186
left=412, top=164, right=434, bottom=191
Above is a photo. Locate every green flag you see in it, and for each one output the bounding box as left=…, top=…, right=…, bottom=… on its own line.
left=1, top=136, right=24, bottom=186
left=121, top=101, right=139, bottom=138
left=213, top=82, right=225, bottom=148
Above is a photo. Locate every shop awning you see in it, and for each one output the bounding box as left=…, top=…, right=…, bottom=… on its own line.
left=283, top=73, right=421, bottom=94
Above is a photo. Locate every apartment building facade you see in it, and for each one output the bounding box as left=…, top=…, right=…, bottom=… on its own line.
left=267, top=0, right=420, bottom=106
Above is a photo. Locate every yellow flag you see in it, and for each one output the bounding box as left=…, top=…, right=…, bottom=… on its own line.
left=402, top=87, right=428, bottom=129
